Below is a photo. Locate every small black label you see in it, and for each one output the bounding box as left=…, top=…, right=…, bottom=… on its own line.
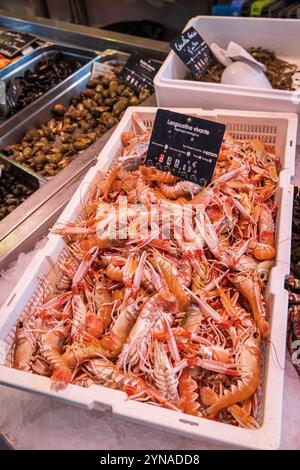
left=0, top=30, right=36, bottom=58
left=118, top=52, right=159, bottom=93
left=146, top=109, right=226, bottom=186
left=170, top=26, right=213, bottom=78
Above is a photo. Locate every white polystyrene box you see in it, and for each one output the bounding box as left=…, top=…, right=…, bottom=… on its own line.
left=0, top=107, right=297, bottom=450
left=154, top=16, right=300, bottom=141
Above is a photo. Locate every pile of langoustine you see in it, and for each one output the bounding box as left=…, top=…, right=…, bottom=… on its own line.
left=12, top=114, right=279, bottom=429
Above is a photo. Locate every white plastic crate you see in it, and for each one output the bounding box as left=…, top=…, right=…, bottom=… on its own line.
left=0, top=107, right=297, bottom=450
left=154, top=16, right=300, bottom=140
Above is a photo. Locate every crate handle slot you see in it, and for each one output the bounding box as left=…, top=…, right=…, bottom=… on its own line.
left=179, top=418, right=199, bottom=427
left=5, top=293, right=16, bottom=308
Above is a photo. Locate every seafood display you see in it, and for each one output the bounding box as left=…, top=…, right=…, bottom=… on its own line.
left=0, top=53, right=83, bottom=123
left=3, top=67, right=150, bottom=177
left=9, top=113, right=280, bottom=429
left=187, top=48, right=298, bottom=91
left=0, top=162, right=36, bottom=221
left=286, top=187, right=300, bottom=377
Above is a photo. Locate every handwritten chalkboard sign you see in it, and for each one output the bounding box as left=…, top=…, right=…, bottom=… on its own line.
left=170, top=26, right=213, bottom=78
left=118, top=52, right=159, bottom=93
left=0, top=30, right=37, bottom=58
left=146, top=109, right=225, bottom=186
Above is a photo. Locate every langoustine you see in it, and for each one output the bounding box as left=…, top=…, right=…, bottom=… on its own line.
left=11, top=114, right=280, bottom=428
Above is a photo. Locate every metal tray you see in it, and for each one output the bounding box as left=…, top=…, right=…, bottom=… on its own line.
left=0, top=153, right=44, bottom=189
left=0, top=50, right=151, bottom=163
left=0, top=43, right=98, bottom=127
left=0, top=42, right=97, bottom=80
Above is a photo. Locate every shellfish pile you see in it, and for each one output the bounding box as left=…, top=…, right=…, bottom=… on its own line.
left=11, top=116, right=280, bottom=428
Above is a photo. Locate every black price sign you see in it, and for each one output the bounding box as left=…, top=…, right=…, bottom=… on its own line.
left=0, top=30, right=36, bottom=58
left=170, top=26, right=213, bottom=78
left=118, top=52, right=159, bottom=93
left=146, top=109, right=226, bottom=186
